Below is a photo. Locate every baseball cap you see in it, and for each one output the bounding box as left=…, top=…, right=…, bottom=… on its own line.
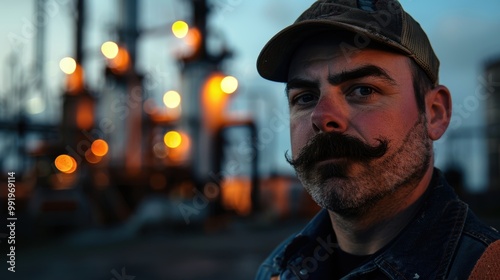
left=256, top=0, right=439, bottom=85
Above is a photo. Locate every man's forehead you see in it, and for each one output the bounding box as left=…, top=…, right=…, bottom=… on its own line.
left=288, top=35, right=410, bottom=79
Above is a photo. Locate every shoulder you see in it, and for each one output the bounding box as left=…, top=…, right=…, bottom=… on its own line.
left=468, top=239, right=500, bottom=279
left=462, top=209, right=500, bottom=246
left=447, top=206, right=500, bottom=278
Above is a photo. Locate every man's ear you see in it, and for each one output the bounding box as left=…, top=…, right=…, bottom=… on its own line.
left=425, top=85, right=452, bottom=140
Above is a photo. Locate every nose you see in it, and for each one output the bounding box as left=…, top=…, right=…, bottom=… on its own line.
left=311, top=95, right=348, bottom=133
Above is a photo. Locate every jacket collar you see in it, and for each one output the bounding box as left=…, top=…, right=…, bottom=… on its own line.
left=366, top=168, right=468, bottom=279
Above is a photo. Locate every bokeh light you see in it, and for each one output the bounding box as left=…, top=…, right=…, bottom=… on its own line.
left=164, top=131, right=182, bottom=148
left=172, top=20, right=189, bottom=38
left=153, top=142, right=168, bottom=159
left=85, top=149, right=102, bottom=164
left=166, top=132, right=191, bottom=163
left=26, top=95, right=46, bottom=115
left=185, top=27, right=202, bottom=53
left=59, top=57, right=77, bottom=74
left=221, top=76, right=238, bottom=94
left=54, top=155, right=77, bottom=174
left=101, top=41, right=119, bottom=59
left=108, top=46, right=130, bottom=74
left=91, top=139, right=109, bottom=157
left=163, top=90, right=181, bottom=109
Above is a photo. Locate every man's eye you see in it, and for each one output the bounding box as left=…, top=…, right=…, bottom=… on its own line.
left=350, top=86, right=374, bottom=97
left=292, top=93, right=317, bottom=105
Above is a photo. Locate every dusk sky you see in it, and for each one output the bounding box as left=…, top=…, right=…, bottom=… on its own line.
left=2, top=0, right=500, bottom=190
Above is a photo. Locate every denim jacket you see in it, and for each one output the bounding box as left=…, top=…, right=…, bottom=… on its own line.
left=255, top=169, right=500, bottom=280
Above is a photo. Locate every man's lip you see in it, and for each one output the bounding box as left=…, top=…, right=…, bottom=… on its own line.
left=315, top=158, right=348, bottom=166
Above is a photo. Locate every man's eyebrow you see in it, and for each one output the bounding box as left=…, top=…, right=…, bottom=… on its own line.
left=285, top=78, right=319, bottom=96
left=328, top=65, right=397, bottom=86
left=285, top=65, right=396, bottom=96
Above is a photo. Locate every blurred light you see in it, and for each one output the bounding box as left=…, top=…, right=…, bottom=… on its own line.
left=221, top=177, right=251, bottom=216
left=91, top=139, right=109, bottom=157
left=163, top=90, right=181, bottom=109
left=76, top=98, right=94, bottom=129
left=54, top=155, right=77, bottom=174
left=108, top=46, right=130, bottom=74
left=172, top=20, right=189, bottom=38
left=185, top=27, right=202, bottom=53
left=101, top=41, right=119, bottom=59
left=164, top=131, right=182, bottom=148
left=67, top=158, right=77, bottom=173
left=205, top=73, right=225, bottom=101
left=202, top=72, right=230, bottom=131
left=59, top=57, right=77, bottom=74
left=153, top=142, right=168, bottom=158
left=204, top=73, right=236, bottom=105
left=26, top=95, right=46, bottom=115
left=166, top=132, right=191, bottom=163
left=85, top=149, right=102, bottom=164
left=66, top=64, right=85, bottom=94
left=221, top=76, right=238, bottom=94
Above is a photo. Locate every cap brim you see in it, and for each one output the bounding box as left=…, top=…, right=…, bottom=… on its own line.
left=257, top=19, right=411, bottom=83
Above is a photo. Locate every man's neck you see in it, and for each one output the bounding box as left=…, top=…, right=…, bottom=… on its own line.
left=328, top=167, right=434, bottom=256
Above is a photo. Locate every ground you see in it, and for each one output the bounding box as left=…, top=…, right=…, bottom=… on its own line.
left=0, top=217, right=305, bottom=280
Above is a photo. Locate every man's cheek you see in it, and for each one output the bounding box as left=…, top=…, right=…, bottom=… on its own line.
left=290, top=133, right=309, bottom=157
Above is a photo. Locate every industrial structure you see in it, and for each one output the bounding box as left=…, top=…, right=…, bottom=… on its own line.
left=0, top=0, right=313, bottom=235
left=3, top=1, right=498, bottom=236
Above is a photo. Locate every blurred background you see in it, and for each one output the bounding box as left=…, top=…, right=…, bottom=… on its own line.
left=0, top=0, right=500, bottom=279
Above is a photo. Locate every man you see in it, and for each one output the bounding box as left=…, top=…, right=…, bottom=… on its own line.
left=255, top=0, right=500, bottom=279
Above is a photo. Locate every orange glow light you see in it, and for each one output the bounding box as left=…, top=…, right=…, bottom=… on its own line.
left=166, top=132, right=191, bottom=163
left=55, top=155, right=77, bottom=174
left=185, top=27, right=202, bottom=53
left=108, top=46, right=130, bottom=74
left=202, top=72, right=235, bottom=130
left=85, top=149, right=102, bottom=164
left=221, top=177, right=251, bottom=216
left=91, top=139, right=109, bottom=157
left=76, top=98, right=94, bottom=130
left=66, top=64, right=85, bottom=94
left=206, top=73, right=225, bottom=104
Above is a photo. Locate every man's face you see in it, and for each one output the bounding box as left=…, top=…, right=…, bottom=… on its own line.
left=286, top=38, right=433, bottom=216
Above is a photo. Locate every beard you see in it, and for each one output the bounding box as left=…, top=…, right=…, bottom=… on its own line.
left=287, top=115, right=431, bottom=217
